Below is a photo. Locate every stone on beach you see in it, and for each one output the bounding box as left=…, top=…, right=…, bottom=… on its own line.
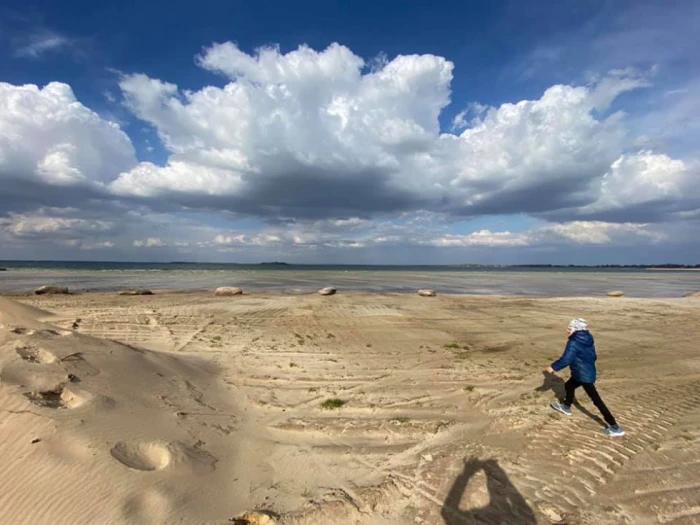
left=418, top=289, right=437, bottom=297
left=215, top=287, right=243, bottom=296
left=318, top=287, right=336, bottom=296
left=230, top=511, right=276, bottom=525
left=118, top=289, right=154, bottom=296
left=607, top=291, right=625, bottom=297
left=34, top=285, right=70, bottom=295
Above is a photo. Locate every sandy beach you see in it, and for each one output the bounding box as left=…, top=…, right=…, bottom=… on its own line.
left=2, top=290, right=700, bottom=524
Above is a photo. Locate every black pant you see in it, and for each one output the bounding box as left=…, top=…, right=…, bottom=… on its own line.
left=564, top=378, right=617, bottom=427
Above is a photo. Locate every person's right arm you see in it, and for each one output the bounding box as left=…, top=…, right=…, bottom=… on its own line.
left=550, top=339, right=576, bottom=373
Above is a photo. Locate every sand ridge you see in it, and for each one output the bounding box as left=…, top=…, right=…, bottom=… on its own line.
left=1, top=292, right=700, bottom=524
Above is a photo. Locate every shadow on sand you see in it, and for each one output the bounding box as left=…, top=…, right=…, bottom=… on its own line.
left=535, top=371, right=606, bottom=427
left=440, top=457, right=537, bottom=525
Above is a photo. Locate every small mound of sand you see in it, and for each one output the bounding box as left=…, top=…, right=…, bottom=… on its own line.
left=607, top=290, right=625, bottom=297
left=214, top=287, right=242, bottom=296
left=318, top=287, right=336, bottom=296
left=118, top=289, right=154, bottom=296
left=684, top=291, right=700, bottom=298
left=110, top=441, right=172, bottom=471
left=418, top=289, right=437, bottom=297
left=59, top=387, right=93, bottom=409
left=34, top=285, right=70, bottom=295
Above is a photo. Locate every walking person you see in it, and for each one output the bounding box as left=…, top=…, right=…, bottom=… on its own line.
left=547, top=318, right=625, bottom=437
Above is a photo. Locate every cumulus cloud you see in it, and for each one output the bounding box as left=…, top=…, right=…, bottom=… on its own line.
left=108, top=43, right=695, bottom=222
left=112, top=43, right=452, bottom=217
left=0, top=82, right=136, bottom=211
left=0, top=41, right=698, bottom=262
left=549, top=151, right=700, bottom=222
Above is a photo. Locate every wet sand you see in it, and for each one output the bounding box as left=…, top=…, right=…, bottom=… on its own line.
left=1, top=291, right=700, bottom=524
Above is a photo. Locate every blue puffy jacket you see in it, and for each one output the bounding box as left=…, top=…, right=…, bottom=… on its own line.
left=551, top=330, right=597, bottom=383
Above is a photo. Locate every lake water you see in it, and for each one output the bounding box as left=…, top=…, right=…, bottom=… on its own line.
left=1, top=262, right=699, bottom=297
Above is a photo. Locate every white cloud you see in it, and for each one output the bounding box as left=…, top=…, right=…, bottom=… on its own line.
left=108, top=43, right=691, bottom=222
left=0, top=42, right=698, bottom=264
left=113, top=43, right=453, bottom=215
left=596, top=152, right=693, bottom=208
left=13, top=30, right=71, bottom=58
left=0, top=82, right=136, bottom=189
left=433, top=230, right=530, bottom=247
left=555, top=151, right=700, bottom=220
left=0, top=213, right=114, bottom=239
left=427, top=221, right=661, bottom=248
left=538, top=221, right=665, bottom=244
left=133, top=237, right=166, bottom=247
left=81, top=241, right=115, bottom=250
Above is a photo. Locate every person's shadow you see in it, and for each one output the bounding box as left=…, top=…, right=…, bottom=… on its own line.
left=441, top=457, right=537, bottom=524
left=535, top=371, right=605, bottom=427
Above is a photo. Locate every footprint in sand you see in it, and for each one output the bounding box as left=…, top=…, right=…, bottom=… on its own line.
left=110, top=442, right=173, bottom=471
left=110, top=441, right=217, bottom=473
left=9, top=327, right=35, bottom=335
left=122, top=487, right=173, bottom=523
left=24, top=385, right=93, bottom=409
left=15, top=345, right=57, bottom=364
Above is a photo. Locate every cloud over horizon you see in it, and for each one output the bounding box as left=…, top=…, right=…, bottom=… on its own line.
left=1, top=40, right=699, bottom=263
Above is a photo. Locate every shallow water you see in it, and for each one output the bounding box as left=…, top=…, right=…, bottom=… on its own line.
left=1, top=266, right=699, bottom=297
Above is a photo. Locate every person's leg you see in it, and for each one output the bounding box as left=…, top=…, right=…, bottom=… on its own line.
left=563, top=377, right=581, bottom=407
left=582, top=383, right=617, bottom=427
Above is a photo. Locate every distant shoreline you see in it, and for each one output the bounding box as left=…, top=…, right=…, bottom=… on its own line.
left=0, top=261, right=698, bottom=270
left=646, top=268, right=700, bottom=271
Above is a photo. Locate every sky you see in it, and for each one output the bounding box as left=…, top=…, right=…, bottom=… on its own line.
left=1, top=0, right=699, bottom=264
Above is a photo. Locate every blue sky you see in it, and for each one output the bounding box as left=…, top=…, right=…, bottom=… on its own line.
left=1, top=0, right=699, bottom=263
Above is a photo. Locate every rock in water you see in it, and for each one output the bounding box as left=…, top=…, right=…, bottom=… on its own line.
left=118, top=289, right=154, bottom=296
left=34, top=285, right=70, bottom=295
left=215, top=287, right=243, bottom=296
left=0, top=267, right=7, bottom=271
left=418, top=289, right=437, bottom=297
left=318, top=287, right=336, bottom=296
left=607, top=291, right=625, bottom=297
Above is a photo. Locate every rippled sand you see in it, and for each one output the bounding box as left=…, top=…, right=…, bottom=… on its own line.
left=2, top=291, right=700, bottom=524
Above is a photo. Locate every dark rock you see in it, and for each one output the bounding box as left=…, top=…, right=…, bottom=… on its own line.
left=118, top=289, right=154, bottom=296
left=34, top=285, right=70, bottom=295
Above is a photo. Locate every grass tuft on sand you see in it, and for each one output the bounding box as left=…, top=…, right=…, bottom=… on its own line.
left=321, top=398, right=346, bottom=409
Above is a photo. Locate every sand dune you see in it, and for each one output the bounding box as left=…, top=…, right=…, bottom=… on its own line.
left=2, top=292, right=700, bottom=524
left=0, top=297, right=245, bottom=524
